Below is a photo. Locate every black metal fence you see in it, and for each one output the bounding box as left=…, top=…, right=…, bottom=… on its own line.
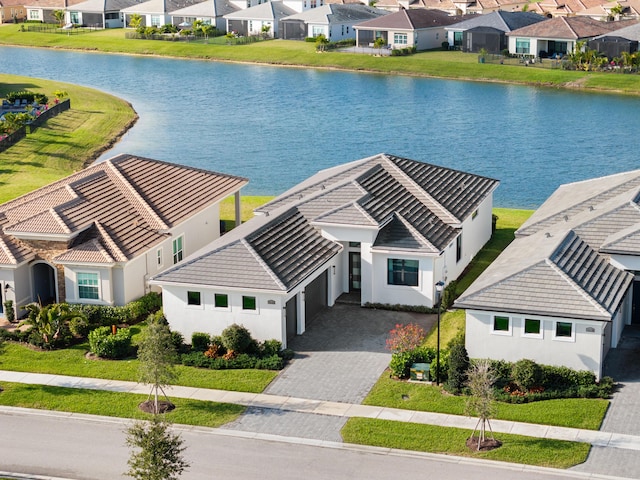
left=0, top=99, right=70, bottom=152
left=22, top=24, right=100, bottom=34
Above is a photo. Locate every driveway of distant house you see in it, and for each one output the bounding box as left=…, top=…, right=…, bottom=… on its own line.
left=570, top=324, right=640, bottom=478
left=222, top=304, right=434, bottom=441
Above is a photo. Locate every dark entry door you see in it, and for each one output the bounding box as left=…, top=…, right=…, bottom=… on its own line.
left=349, top=252, right=361, bottom=292
left=285, top=296, right=297, bottom=341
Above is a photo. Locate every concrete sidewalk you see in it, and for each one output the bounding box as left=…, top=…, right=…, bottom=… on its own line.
left=1, top=369, right=639, bottom=453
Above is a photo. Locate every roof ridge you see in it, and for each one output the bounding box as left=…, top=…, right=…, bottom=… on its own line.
left=0, top=236, right=17, bottom=264
left=353, top=200, right=379, bottom=225
left=48, top=207, right=72, bottom=234
left=90, top=237, right=116, bottom=264
left=394, top=211, right=439, bottom=252
left=94, top=221, right=128, bottom=262
left=105, top=159, right=169, bottom=230
left=241, top=238, right=287, bottom=290
left=381, top=156, right=460, bottom=225
left=546, top=255, right=610, bottom=317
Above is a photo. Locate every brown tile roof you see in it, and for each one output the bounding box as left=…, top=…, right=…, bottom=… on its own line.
left=0, top=154, right=247, bottom=266
left=507, top=15, right=634, bottom=38
left=355, top=7, right=464, bottom=29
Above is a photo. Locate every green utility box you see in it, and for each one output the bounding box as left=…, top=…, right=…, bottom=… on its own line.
left=410, top=363, right=431, bottom=382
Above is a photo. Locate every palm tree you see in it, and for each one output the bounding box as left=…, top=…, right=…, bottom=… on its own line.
left=20, top=303, right=87, bottom=348
left=53, top=9, right=66, bottom=27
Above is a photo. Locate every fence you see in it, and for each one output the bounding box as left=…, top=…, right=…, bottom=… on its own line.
left=480, top=53, right=567, bottom=70
left=23, top=24, right=100, bottom=34
left=124, top=31, right=268, bottom=45
left=0, top=99, right=70, bottom=151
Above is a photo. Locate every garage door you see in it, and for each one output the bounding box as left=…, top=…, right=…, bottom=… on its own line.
left=286, top=295, right=298, bottom=341
left=304, top=270, right=328, bottom=326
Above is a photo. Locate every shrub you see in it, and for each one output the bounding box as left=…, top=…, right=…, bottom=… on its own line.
left=512, top=359, right=543, bottom=391
left=170, top=330, right=186, bottom=354
left=88, top=326, right=132, bottom=359
left=261, top=339, right=282, bottom=357
left=386, top=323, right=426, bottom=354
left=279, top=348, right=295, bottom=361
left=3, top=300, right=15, bottom=323
left=255, top=354, right=284, bottom=370
left=389, top=346, right=436, bottom=378
left=221, top=324, right=253, bottom=354
left=69, top=316, right=89, bottom=337
left=446, top=343, right=470, bottom=394
left=191, top=332, right=210, bottom=352
left=127, top=292, right=162, bottom=322
left=440, top=280, right=457, bottom=310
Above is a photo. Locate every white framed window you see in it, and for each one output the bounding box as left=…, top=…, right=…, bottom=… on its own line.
left=172, top=236, right=184, bottom=264
left=156, top=248, right=163, bottom=268
left=312, top=25, right=324, bottom=37
left=242, top=295, right=257, bottom=311
left=78, top=272, right=100, bottom=300
left=554, top=321, right=575, bottom=342
left=516, top=38, right=530, bottom=54
left=214, top=293, right=229, bottom=310
left=394, top=33, right=408, bottom=45
left=387, top=258, right=418, bottom=286
left=29, top=9, right=39, bottom=19
left=456, top=235, right=462, bottom=263
left=522, top=318, right=543, bottom=339
left=150, top=15, right=161, bottom=26
left=492, top=315, right=511, bottom=335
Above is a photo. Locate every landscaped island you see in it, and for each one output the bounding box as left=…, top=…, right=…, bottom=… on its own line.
left=1, top=26, right=640, bottom=95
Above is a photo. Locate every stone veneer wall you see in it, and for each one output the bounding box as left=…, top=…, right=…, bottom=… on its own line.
left=19, top=239, right=69, bottom=302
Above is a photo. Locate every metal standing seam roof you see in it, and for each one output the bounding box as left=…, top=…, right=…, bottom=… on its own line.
left=0, top=154, right=247, bottom=266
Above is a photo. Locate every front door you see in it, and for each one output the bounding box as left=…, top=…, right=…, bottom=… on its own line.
left=349, top=252, right=361, bottom=292
left=633, top=281, right=640, bottom=324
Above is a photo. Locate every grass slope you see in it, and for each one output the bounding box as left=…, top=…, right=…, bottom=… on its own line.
left=0, top=73, right=136, bottom=203
left=1, top=26, right=640, bottom=95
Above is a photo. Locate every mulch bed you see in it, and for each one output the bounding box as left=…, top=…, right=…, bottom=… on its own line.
left=466, top=436, right=502, bottom=451
left=138, top=400, right=175, bottom=414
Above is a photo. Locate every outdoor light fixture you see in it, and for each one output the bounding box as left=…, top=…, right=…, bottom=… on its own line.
left=435, top=281, right=445, bottom=386
left=4, top=283, right=10, bottom=292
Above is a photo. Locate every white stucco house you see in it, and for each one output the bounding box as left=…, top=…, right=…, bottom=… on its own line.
left=0, top=154, right=246, bottom=318
left=224, top=0, right=296, bottom=37
left=64, top=0, right=141, bottom=28
left=456, top=169, right=640, bottom=379
left=121, top=0, right=202, bottom=27
left=170, top=0, right=239, bottom=31
left=151, top=153, right=499, bottom=347
left=280, top=3, right=387, bottom=40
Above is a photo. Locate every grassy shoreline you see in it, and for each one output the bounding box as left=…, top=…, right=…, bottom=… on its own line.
left=1, top=26, right=640, bottom=95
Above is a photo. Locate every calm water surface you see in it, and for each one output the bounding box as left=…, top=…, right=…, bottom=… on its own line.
left=1, top=46, right=638, bottom=208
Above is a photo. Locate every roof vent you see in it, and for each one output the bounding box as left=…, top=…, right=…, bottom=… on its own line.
left=545, top=232, right=551, bottom=238
left=563, top=215, right=569, bottom=221
left=265, top=211, right=270, bottom=217
left=589, top=205, right=594, bottom=211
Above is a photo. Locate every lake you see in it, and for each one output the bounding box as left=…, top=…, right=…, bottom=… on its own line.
left=1, top=46, right=638, bottom=208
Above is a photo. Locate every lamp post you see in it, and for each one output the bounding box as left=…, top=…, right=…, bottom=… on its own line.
left=435, top=281, right=445, bottom=386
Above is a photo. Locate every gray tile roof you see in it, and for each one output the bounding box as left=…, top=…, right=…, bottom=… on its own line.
left=170, top=0, right=238, bottom=17
left=224, top=1, right=296, bottom=20
left=282, top=4, right=387, bottom=24
left=456, top=169, right=640, bottom=322
left=593, top=20, right=640, bottom=41
left=446, top=10, right=546, bottom=32
left=506, top=16, right=636, bottom=40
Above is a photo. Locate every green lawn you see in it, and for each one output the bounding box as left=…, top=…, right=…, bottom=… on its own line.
left=220, top=195, right=275, bottom=228
left=0, top=73, right=136, bottom=203
left=341, top=418, right=591, bottom=469
left=0, top=342, right=277, bottom=393
left=2, top=26, right=640, bottom=95
left=363, top=376, right=608, bottom=430
left=0, top=382, right=244, bottom=427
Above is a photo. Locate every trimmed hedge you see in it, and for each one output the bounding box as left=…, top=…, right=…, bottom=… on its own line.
left=88, top=326, right=133, bottom=359
left=77, top=292, right=162, bottom=331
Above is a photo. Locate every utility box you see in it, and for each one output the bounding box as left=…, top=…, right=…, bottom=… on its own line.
left=410, top=363, right=430, bottom=382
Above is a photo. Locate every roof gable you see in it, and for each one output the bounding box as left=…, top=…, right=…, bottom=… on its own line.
left=355, top=8, right=460, bottom=30
left=507, top=16, right=635, bottom=39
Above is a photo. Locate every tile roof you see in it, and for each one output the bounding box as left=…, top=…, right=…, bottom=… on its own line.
left=170, top=0, right=238, bottom=16
left=456, top=168, right=640, bottom=322
left=506, top=15, right=635, bottom=39
left=0, top=154, right=247, bottom=266
left=282, top=3, right=387, bottom=23
left=67, top=0, right=143, bottom=12
left=354, top=7, right=460, bottom=29
left=153, top=154, right=497, bottom=292
left=446, top=10, right=547, bottom=31
left=224, top=1, right=296, bottom=20
left=121, top=0, right=204, bottom=14
left=592, top=19, right=640, bottom=40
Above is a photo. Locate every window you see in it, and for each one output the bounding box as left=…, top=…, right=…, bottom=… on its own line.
left=151, top=15, right=161, bottom=26
left=172, top=236, right=184, bottom=264
left=516, top=38, right=530, bottom=54
left=555, top=321, right=574, bottom=340
left=394, top=33, right=408, bottom=45
left=187, top=291, right=201, bottom=306
left=472, top=209, right=478, bottom=220
left=156, top=248, right=163, bottom=268
left=387, top=259, right=419, bottom=286
left=456, top=235, right=462, bottom=263
left=242, top=296, right=256, bottom=310
left=29, top=9, right=39, bottom=19
left=78, top=272, right=99, bottom=300
left=453, top=31, right=463, bottom=47
left=348, top=241, right=360, bottom=248
left=492, top=315, right=510, bottom=334
left=312, top=25, right=324, bottom=37
left=214, top=293, right=228, bottom=308
left=70, top=11, right=79, bottom=23
left=523, top=318, right=542, bottom=337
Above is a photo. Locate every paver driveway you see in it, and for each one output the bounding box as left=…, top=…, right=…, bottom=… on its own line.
left=222, top=303, right=434, bottom=441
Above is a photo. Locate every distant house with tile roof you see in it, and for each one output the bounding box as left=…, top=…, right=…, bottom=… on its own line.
left=151, top=153, right=498, bottom=347
left=456, top=169, right=640, bottom=379
left=170, top=0, right=238, bottom=31
left=280, top=3, right=387, bottom=40
left=0, top=154, right=246, bottom=317
left=505, top=15, right=636, bottom=56
left=354, top=8, right=465, bottom=50
left=588, top=20, right=640, bottom=58
left=25, top=0, right=84, bottom=23
left=63, top=0, right=141, bottom=27
left=223, top=1, right=296, bottom=36
left=120, top=0, right=203, bottom=27
left=0, top=0, right=26, bottom=23
left=445, top=10, right=547, bottom=52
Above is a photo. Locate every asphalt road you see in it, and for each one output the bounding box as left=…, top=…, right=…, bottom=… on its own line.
left=0, top=408, right=628, bottom=480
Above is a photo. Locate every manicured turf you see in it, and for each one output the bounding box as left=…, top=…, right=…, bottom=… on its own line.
left=341, top=418, right=591, bottom=469
left=0, top=73, right=136, bottom=203
left=363, top=376, right=608, bottom=430
left=0, top=342, right=277, bottom=393
left=0, top=382, right=244, bottom=427
left=1, top=26, right=639, bottom=95
left=220, top=195, right=275, bottom=228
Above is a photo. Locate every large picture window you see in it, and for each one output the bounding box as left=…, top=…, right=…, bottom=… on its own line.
left=516, top=38, right=530, bottom=54
left=78, top=272, right=99, bottom=300
left=387, top=259, right=419, bottom=286
left=394, top=33, right=408, bottom=45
